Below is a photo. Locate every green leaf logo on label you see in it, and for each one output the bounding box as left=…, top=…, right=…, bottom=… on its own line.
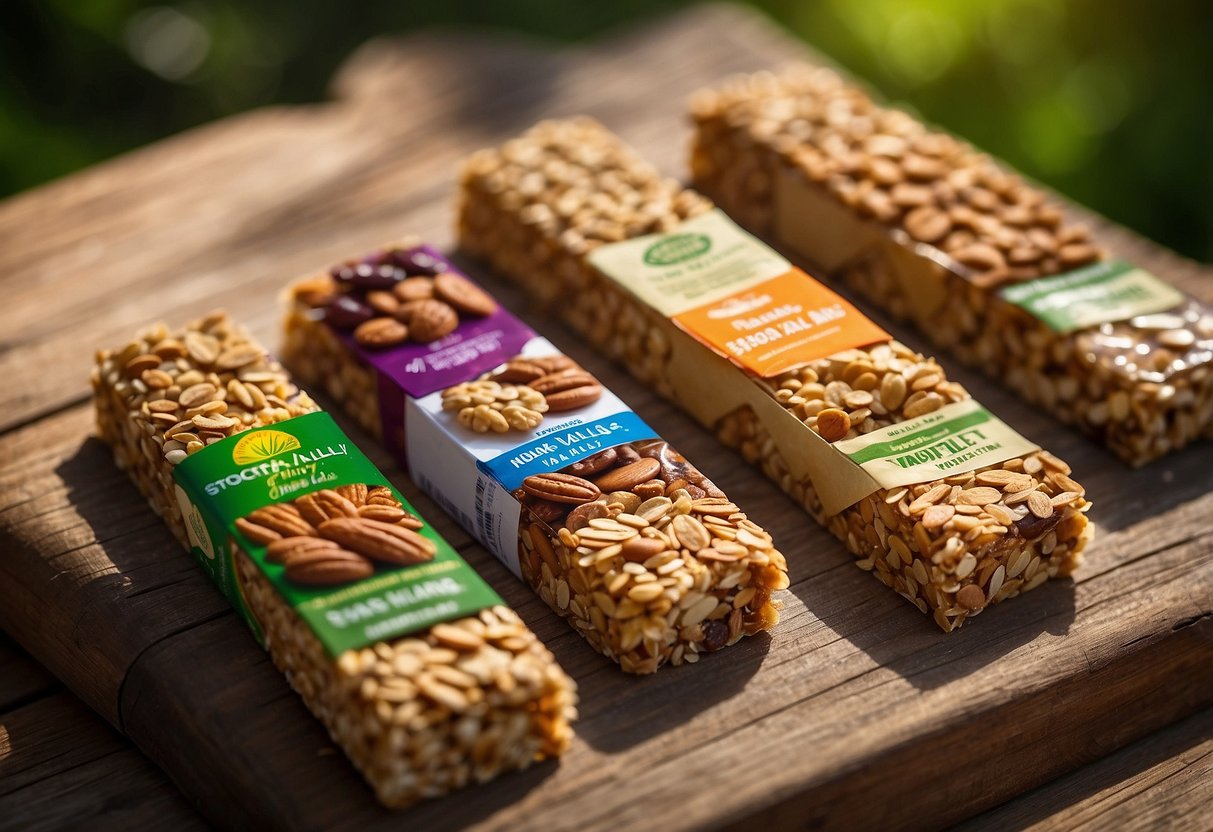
left=231, top=429, right=302, bottom=464
left=643, top=233, right=711, bottom=266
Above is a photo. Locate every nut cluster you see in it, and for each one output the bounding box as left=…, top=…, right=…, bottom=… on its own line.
left=442, top=380, right=549, bottom=433
left=297, top=245, right=499, bottom=349
left=770, top=342, right=968, bottom=441
left=237, top=484, right=436, bottom=587
left=515, top=440, right=788, bottom=673
left=93, top=311, right=315, bottom=479
left=441, top=353, right=605, bottom=433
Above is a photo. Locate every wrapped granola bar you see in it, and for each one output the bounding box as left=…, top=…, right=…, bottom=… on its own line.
left=92, top=312, right=576, bottom=808
left=457, top=117, right=1093, bottom=632
left=281, top=243, right=789, bottom=673
left=689, top=66, right=1213, bottom=466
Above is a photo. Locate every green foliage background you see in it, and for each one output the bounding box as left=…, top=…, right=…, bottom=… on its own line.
left=2, top=0, right=1209, bottom=260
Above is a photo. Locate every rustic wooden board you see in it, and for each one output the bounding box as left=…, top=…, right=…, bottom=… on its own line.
left=0, top=636, right=206, bottom=831
left=958, top=705, right=1213, bottom=832
left=1, top=5, right=1211, bottom=830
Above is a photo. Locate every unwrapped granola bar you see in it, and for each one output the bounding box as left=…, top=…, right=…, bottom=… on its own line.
left=457, top=117, right=1093, bottom=631
left=689, top=66, right=1213, bottom=466
left=92, top=311, right=575, bottom=808
left=281, top=243, right=789, bottom=673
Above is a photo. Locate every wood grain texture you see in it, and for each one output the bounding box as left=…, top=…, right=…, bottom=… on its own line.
left=1, top=5, right=1211, bottom=830
left=0, top=637, right=56, bottom=713
left=0, top=636, right=205, bottom=832
left=959, top=706, right=1213, bottom=832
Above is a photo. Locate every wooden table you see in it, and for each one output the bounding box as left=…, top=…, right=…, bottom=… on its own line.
left=1, top=5, right=1210, bottom=830
left=3, top=630, right=1209, bottom=832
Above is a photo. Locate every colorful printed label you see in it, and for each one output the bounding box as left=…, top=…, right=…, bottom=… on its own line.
left=481, top=411, right=656, bottom=491
left=673, top=270, right=891, bottom=378
left=831, top=399, right=1039, bottom=490
left=587, top=208, right=790, bottom=316
left=172, top=412, right=502, bottom=656
left=588, top=209, right=889, bottom=377
left=337, top=246, right=536, bottom=454
left=403, top=337, right=659, bottom=577
left=999, top=260, right=1185, bottom=333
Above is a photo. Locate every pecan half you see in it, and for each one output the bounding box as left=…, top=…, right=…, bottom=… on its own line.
left=317, top=517, right=437, bottom=565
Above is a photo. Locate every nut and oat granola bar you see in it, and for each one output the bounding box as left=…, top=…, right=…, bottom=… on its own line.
left=689, top=66, right=1213, bottom=466
left=456, top=117, right=1092, bottom=632
left=282, top=245, right=789, bottom=674
left=92, top=311, right=576, bottom=808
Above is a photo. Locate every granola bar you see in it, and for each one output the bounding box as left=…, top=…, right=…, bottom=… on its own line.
left=689, top=66, right=1213, bottom=466
left=92, top=311, right=576, bottom=808
left=282, top=244, right=789, bottom=674
left=457, top=117, right=1092, bottom=631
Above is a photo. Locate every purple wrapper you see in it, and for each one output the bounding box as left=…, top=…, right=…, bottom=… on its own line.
left=331, top=246, right=536, bottom=455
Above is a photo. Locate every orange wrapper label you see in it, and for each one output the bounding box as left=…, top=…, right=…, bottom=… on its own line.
left=588, top=209, right=889, bottom=377
left=673, top=270, right=890, bottom=378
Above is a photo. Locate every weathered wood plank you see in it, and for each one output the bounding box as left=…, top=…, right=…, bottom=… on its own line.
left=0, top=637, right=56, bottom=713
left=0, top=692, right=207, bottom=832
left=0, top=11, right=806, bottom=434
left=958, top=706, right=1213, bottom=832
left=3, top=390, right=1209, bottom=829
left=1, top=5, right=1211, bottom=831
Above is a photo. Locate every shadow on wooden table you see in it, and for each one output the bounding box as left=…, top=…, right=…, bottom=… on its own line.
left=572, top=632, right=771, bottom=753
left=950, top=705, right=1213, bottom=831
left=786, top=552, right=1077, bottom=693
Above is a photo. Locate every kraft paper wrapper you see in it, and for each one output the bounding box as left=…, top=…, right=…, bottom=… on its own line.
left=623, top=296, right=883, bottom=517
left=774, top=165, right=953, bottom=324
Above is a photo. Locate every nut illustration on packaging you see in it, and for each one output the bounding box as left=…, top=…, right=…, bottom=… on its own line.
left=441, top=352, right=604, bottom=433
left=236, top=483, right=436, bottom=587
left=313, top=246, right=499, bottom=349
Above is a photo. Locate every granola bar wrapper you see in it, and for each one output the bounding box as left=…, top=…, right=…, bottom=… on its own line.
left=457, top=117, right=1093, bottom=632
left=689, top=66, right=1213, bottom=466
left=282, top=243, right=789, bottom=674
left=92, top=311, right=576, bottom=809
